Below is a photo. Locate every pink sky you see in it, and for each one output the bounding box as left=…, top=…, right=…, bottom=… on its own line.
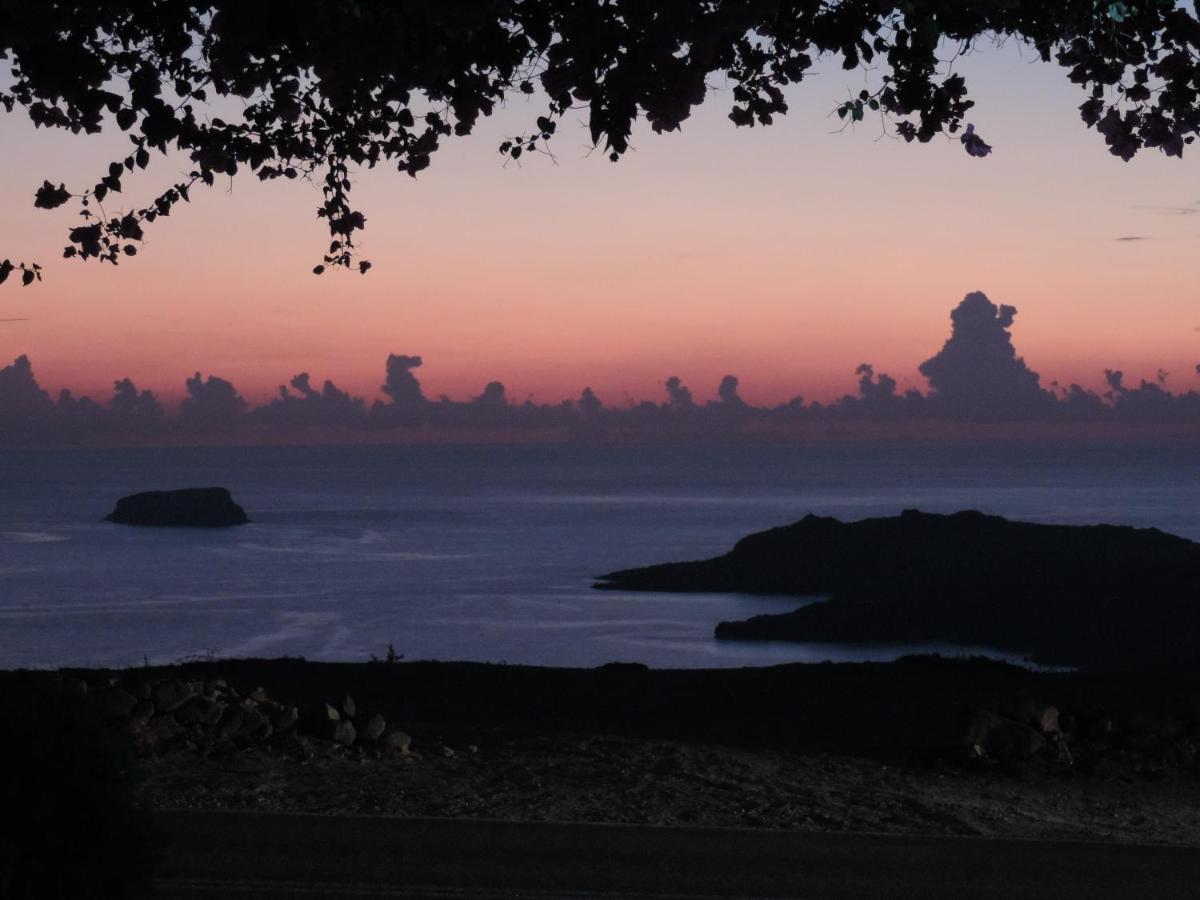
left=1, top=43, right=1198, bottom=410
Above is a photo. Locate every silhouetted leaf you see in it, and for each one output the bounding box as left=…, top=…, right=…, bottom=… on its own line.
left=34, top=180, right=70, bottom=209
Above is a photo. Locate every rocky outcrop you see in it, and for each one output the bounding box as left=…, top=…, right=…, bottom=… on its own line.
left=73, top=674, right=411, bottom=760
left=105, top=487, right=249, bottom=527
left=956, top=692, right=1200, bottom=776
left=596, top=509, right=1200, bottom=671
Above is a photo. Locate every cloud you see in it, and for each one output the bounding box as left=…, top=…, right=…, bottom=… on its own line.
left=474, top=381, right=508, bottom=409
left=917, top=291, right=1054, bottom=421
left=1114, top=236, right=1149, bottom=241
left=0, top=358, right=169, bottom=442
left=578, top=387, right=603, bottom=419
left=716, top=375, right=743, bottom=406
left=255, top=372, right=366, bottom=426
left=380, top=354, right=427, bottom=409
left=178, top=372, right=246, bottom=427
left=664, top=376, right=695, bottom=409
left=109, top=378, right=164, bottom=426
left=0, top=318, right=29, bottom=323
left=0, top=355, right=53, bottom=418
left=5, top=288, right=1200, bottom=445
left=1138, top=202, right=1200, bottom=216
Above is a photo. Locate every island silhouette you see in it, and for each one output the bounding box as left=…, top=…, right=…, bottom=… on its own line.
left=597, top=509, right=1200, bottom=672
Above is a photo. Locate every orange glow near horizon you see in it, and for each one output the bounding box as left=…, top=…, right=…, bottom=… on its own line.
left=1, top=44, right=1198, bottom=412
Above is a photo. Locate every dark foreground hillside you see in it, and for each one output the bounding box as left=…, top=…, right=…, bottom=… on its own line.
left=596, top=510, right=1200, bottom=670
left=14, top=656, right=1200, bottom=846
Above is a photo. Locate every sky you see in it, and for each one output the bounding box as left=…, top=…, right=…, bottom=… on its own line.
left=0, top=40, right=1198, bottom=411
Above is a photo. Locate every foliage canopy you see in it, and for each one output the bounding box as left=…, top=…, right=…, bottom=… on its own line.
left=1, top=0, right=1197, bottom=284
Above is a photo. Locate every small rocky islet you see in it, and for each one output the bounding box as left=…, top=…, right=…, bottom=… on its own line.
left=596, top=509, right=1200, bottom=672
left=104, top=487, right=249, bottom=527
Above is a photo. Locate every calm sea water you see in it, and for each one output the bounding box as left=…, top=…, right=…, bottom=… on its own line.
left=2, top=441, right=1198, bottom=670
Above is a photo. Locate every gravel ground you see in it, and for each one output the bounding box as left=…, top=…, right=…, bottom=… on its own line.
left=142, top=732, right=1200, bottom=845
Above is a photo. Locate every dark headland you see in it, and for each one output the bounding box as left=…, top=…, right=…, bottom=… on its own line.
left=596, top=509, right=1200, bottom=672
left=104, top=487, right=249, bottom=527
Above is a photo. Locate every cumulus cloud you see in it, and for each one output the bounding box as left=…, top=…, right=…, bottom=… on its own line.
left=0, top=355, right=53, bottom=418
left=178, top=372, right=245, bottom=427
left=716, top=375, right=743, bottom=406
left=109, top=378, right=164, bottom=426
left=578, top=387, right=603, bottom=419
left=476, top=381, right=507, bottom=408
left=664, top=376, right=694, bottom=410
left=370, top=354, right=431, bottom=425
left=918, top=291, right=1054, bottom=421
left=255, top=372, right=366, bottom=426
left=381, top=354, right=427, bottom=409
left=0, top=358, right=167, bottom=442
left=5, top=288, right=1200, bottom=445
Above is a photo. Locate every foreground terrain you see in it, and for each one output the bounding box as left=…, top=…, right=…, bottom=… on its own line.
left=18, top=655, right=1200, bottom=846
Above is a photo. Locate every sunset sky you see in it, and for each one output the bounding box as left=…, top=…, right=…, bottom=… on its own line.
left=1, top=41, right=1197, bottom=410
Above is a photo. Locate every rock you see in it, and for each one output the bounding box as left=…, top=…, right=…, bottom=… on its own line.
left=129, top=700, right=155, bottom=725
left=240, top=708, right=273, bottom=742
left=965, top=711, right=1047, bottom=761
left=217, top=707, right=246, bottom=742
left=141, top=715, right=184, bottom=751
left=90, top=686, right=138, bottom=720
left=382, top=730, right=412, bottom=754
left=361, top=714, right=386, bottom=743
left=175, top=697, right=225, bottom=727
left=302, top=702, right=341, bottom=738
left=332, top=720, right=357, bottom=747
left=1037, top=706, right=1060, bottom=734
left=153, top=680, right=195, bottom=713
left=126, top=681, right=152, bottom=700
left=1128, top=709, right=1184, bottom=739
left=1049, top=732, right=1074, bottom=766
left=104, top=487, right=249, bottom=527
left=269, top=705, right=299, bottom=733
left=1002, top=696, right=1059, bottom=734
left=340, top=695, right=357, bottom=718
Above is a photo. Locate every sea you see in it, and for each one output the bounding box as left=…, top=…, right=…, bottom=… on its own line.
left=2, top=441, right=1198, bottom=670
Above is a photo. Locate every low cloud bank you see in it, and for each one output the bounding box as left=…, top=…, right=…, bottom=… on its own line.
left=4, top=291, right=1200, bottom=445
